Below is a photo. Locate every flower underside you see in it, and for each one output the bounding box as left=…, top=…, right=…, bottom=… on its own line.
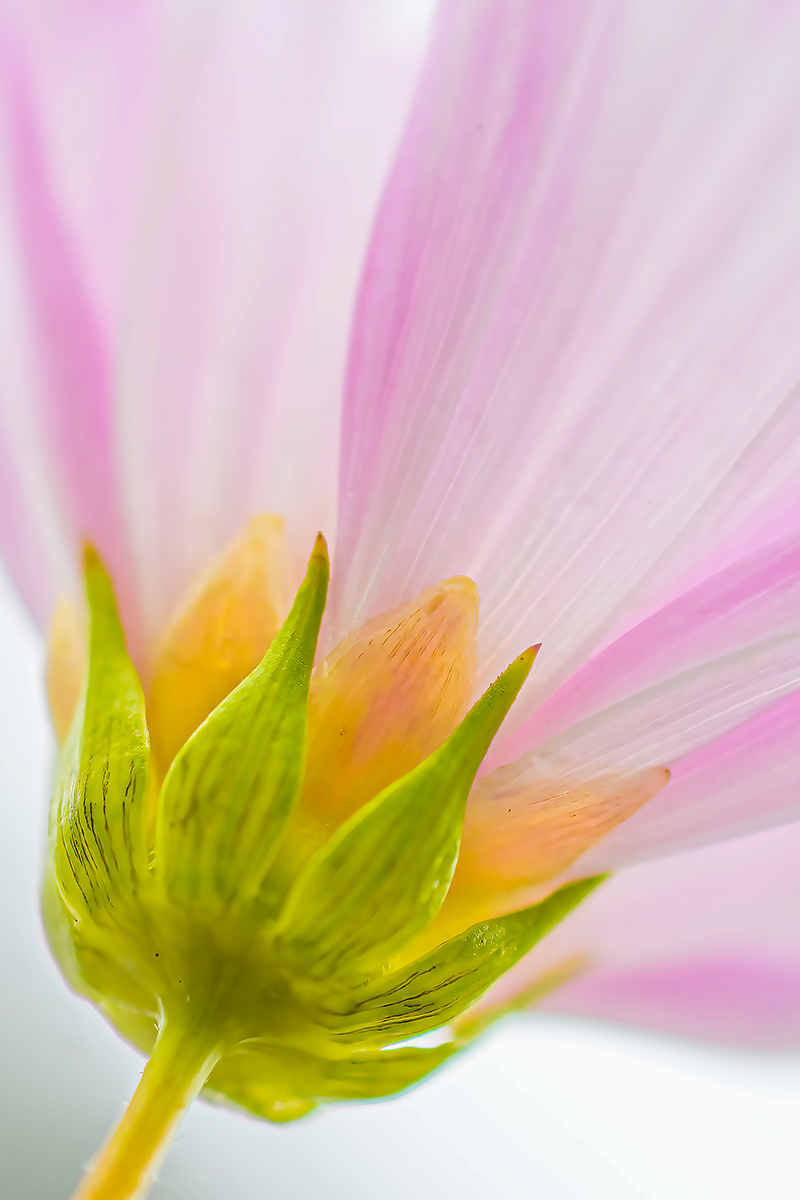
left=44, top=516, right=661, bottom=1132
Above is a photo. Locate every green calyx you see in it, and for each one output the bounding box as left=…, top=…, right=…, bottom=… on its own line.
left=43, top=541, right=605, bottom=1124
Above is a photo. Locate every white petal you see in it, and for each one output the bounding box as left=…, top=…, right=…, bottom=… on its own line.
left=115, top=0, right=433, bottom=638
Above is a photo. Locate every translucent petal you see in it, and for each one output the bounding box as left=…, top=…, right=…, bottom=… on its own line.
left=428, top=764, right=667, bottom=945
left=494, top=531, right=800, bottom=766
left=572, top=686, right=800, bottom=873
left=113, top=0, right=433, bottom=635
left=499, top=820, right=800, bottom=1048
left=334, top=0, right=800, bottom=745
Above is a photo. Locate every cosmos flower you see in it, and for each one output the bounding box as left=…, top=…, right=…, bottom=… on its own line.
left=3, top=0, right=800, bottom=1196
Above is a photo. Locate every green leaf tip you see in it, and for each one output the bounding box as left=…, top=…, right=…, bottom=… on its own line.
left=82, top=544, right=128, bottom=655
left=274, top=645, right=538, bottom=983
left=48, top=546, right=149, bottom=929
left=319, top=875, right=606, bottom=1050
left=310, top=530, right=329, bottom=563
left=43, top=543, right=605, bottom=1136
left=156, top=536, right=329, bottom=908
left=443, top=641, right=538, bottom=770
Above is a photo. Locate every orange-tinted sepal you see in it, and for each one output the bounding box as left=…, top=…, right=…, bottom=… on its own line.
left=302, top=577, right=480, bottom=825
left=147, top=513, right=291, bottom=776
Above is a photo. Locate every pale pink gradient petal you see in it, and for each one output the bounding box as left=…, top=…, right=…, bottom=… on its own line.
left=0, top=2, right=432, bottom=638
left=508, top=822, right=800, bottom=1048
left=492, top=532, right=800, bottom=769
left=0, top=1, right=157, bottom=336
left=569, top=686, right=800, bottom=874
left=475, top=534, right=800, bottom=868
left=334, top=0, right=800, bottom=740
left=114, top=0, right=434, bottom=640
left=591, top=393, right=800, bottom=647
left=5, top=76, right=131, bottom=606
left=0, top=169, right=64, bottom=623
left=544, top=960, right=800, bottom=1049
left=0, top=414, right=60, bottom=624
left=0, top=2, right=156, bottom=629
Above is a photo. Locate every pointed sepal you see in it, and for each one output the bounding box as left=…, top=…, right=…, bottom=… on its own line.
left=205, top=1039, right=455, bottom=1123
left=275, top=648, right=538, bottom=982
left=319, top=877, right=605, bottom=1048
left=52, top=548, right=150, bottom=920
left=156, top=536, right=329, bottom=908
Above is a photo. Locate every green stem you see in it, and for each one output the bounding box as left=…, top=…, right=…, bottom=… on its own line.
left=70, top=1020, right=222, bottom=1200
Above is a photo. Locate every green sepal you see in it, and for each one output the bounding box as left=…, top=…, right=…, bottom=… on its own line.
left=96, top=1000, right=160, bottom=1057
left=51, top=549, right=150, bottom=922
left=156, top=536, right=329, bottom=908
left=452, top=956, right=590, bottom=1043
left=318, top=877, right=605, bottom=1048
left=43, top=547, right=610, bottom=1133
left=42, top=855, right=160, bottom=1015
left=275, top=648, right=537, bottom=983
left=204, top=1039, right=456, bottom=1123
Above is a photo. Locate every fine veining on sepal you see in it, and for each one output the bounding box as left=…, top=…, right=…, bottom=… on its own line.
left=51, top=547, right=150, bottom=921
left=274, top=646, right=539, bottom=985
left=42, top=539, right=607, bottom=1200
left=148, top=513, right=292, bottom=779
left=205, top=1040, right=456, bottom=1122
left=315, top=877, right=605, bottom=1049
left=156, top=534, right=328, bottom=909
left=43, top=549, right=598, bottom=1096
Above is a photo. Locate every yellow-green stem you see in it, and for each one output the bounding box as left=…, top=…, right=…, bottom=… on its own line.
left=70, top=1020, right=222, bottom=1200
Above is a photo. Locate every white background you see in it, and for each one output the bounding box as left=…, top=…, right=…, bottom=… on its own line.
left=2, top=566, right=800, bottom=1199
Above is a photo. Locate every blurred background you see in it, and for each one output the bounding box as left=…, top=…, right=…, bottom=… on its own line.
left=3, top=565, right=800, bottom=1199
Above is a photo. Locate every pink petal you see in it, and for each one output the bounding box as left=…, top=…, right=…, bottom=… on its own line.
left=571, top=686, right=800, bottom=873
left=546, top=959, right=800, bottom=1049
left=0, top=2, right=432, bottom=640
left=492, top=531, right=800, bottom=770
left=112, top=0, right=432, bottom=639
left=0, top=3, right=156, bottom=630
left=595, top=404, right=800, bottom=646
left=0, top=140, right=73, bottom=620
left=497, top=821, right=800, bottom=1048
left=5, top=74, right=129, bottom=601
left=334, top=0, right=800, bottom=740
left=479, top=534, right=800, bottom=867
left=1, top=2, right=158, bottom=335
left=0, top=410, right=63, bottom=625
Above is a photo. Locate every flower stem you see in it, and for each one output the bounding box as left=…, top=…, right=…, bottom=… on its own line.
left=70, top=1020, right=222, bottom=1200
